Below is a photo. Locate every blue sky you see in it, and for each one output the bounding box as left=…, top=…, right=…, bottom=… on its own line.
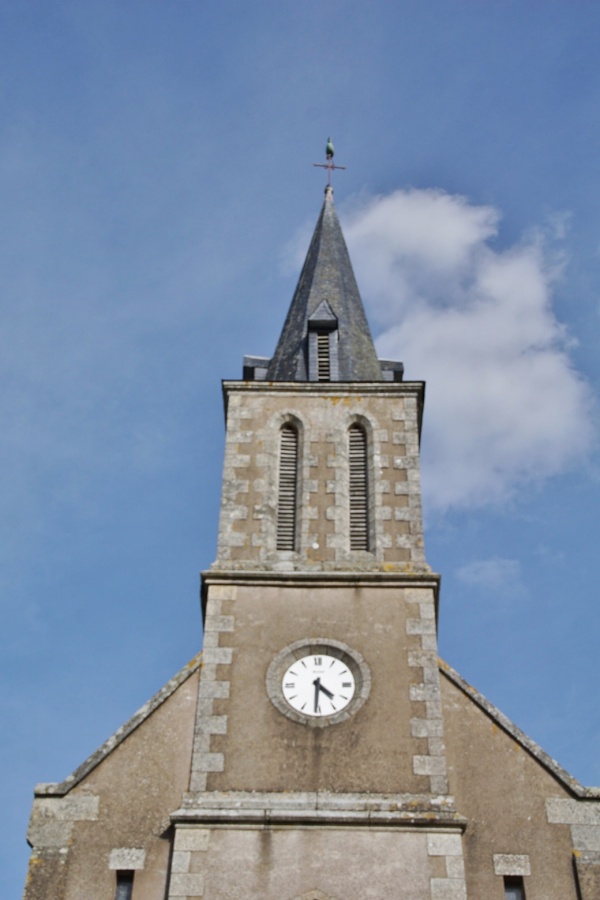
left=4, top=1, right=600, bottom=894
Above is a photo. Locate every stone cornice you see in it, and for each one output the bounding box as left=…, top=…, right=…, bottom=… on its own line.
left=203, top=568, right=439, bottom=587
left=221, top=379, right=426, bottom=435
left=172, top=790, right=467, bottom=830
left=222, top=380, right=425, bottom=395
left=202, top=569, right=441, bottom=619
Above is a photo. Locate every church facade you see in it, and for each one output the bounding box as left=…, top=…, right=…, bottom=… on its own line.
left=24, top=186, right=600, bottom=899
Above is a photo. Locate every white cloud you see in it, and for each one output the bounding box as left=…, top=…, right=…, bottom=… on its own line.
left=456, top=557, right=522, bottom=592
left=342, top=188, right=595, bottom=512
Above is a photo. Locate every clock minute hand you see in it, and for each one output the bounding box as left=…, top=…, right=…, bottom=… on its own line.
left=313, top=677, right=321, bottom=713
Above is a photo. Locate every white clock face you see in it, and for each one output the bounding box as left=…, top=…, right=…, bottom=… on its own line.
left=281, top=653, right=356, bottom=718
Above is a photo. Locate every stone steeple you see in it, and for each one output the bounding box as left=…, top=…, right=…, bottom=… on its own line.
left=266, top=185, right=384, bottom=382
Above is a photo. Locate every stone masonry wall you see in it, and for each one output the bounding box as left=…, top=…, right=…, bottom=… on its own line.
left=215, top=382, right=428, bottom=573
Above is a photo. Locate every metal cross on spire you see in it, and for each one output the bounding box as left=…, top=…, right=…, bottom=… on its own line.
left=313, top=136, right=347, bottom=186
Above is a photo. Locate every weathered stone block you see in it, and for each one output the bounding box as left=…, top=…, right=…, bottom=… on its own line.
left=195, top=715, right=228, bottom=735
left=430, top=878, right=467, bottom=900
left=413, top=755, right=447, bottom=776
left=203, top=614, right=234, bottom=632
left=170, top=850, right=191, bottom=873
left=174, top=828, right=210, bottom=852
left=427, top=833, right=463, bottom=857
left=201, top=647, right=233, bottom=665
left=493, top=853, right=531, bottom=875
left=547, top=798, right=600, bottom=826
left=411, top=717, right=444, bottom=738
left=572, top=826, right=600, bottom=852
left=169, top=872, right=205, bottom=896
left=108, top=848, right=146, bottom=870
left=192, top=751, right=224, bottom=772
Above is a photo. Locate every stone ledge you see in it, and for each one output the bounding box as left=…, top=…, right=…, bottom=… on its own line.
left=203, top=568, right=439, bottom=588
left=172, top=806, right=467, bottom=828
left=222, top=380, right=425, bottom=399
left=172, top=790, right=465, bottom=829
left=179, top=790, right=457, bottom=811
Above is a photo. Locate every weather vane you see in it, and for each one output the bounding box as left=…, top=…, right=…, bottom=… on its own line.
left=313, top=137, right=346, bottom=186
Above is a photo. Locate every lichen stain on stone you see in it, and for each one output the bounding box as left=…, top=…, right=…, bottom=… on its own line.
left=186, top=653, right=202, bottom=672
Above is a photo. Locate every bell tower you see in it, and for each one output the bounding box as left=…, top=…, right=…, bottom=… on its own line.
left=169, top=185, right=468, bottom=899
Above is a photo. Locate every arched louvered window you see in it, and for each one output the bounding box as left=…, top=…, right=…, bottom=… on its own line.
left=276, top=424, right=299, bottom=550
left=349, top=424, right=369, bottom=551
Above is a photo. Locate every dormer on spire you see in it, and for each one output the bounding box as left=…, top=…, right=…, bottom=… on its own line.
left=308, top=299, right=338, bottom=381
left=266, top=187, right=384, bottom=382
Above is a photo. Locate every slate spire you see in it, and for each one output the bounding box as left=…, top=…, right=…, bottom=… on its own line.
left=266, top=186, right=383, bottom=382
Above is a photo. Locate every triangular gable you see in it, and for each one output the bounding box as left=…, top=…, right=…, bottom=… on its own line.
left=35, top=653, right=202, bottom=797
left=308, top=299, right=338, bottom=328
left=440, top=658, right=600, bottom=799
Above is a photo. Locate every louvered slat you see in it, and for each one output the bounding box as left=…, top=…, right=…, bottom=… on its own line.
left=277, top=425, right=298, bottom=550
left=317, top=332, right=330, bottom=381
left=349, top=425, right=369, bottom=550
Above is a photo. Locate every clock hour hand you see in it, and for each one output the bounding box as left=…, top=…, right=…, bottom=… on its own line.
left=318, top=681, right=334, bottom=700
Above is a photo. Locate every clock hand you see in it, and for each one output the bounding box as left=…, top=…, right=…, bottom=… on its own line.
left=318, top=682, right=335, bottom=700
left=313, top=677, right=321, bottom=713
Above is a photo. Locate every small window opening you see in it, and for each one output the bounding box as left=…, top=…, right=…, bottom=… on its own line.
left=316, top=331, right=330, bottom=381
left=115, top=870, right=134, bottom=900
left=349, top=424, right=369, bottom=550
left=504, top=876, right=526, bottom=900
left=277, top=425, right=299, bottom=550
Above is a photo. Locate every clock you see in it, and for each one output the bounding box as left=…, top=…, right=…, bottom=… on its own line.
left=282, top=652, right=356, bottom=717
left=266, top=638, right=371, bottom=727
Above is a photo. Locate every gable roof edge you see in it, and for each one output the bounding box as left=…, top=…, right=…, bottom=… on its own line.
left=439, top=658, right=600, bottom=799
left=34, top=653, right=202, bottom=797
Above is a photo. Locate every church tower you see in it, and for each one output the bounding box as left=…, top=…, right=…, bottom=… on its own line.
left=24, top=170, right=600, bottom=900
left=169, top=183, right=467, bottom=898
